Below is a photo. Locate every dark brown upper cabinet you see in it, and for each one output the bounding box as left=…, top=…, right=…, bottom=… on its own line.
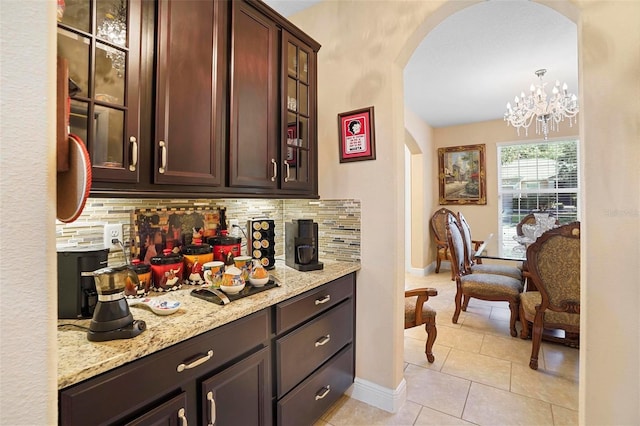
left=57, top=0, right=142, bottom=184
left=229, top=1, right=320, bottom=196
left=280, top=30, right=317, bottom=193
left=153, top=0, right=227, bottom=187
left=76, top=0, right=320, bottom=198
left=228, top=1, right=279, bottom=190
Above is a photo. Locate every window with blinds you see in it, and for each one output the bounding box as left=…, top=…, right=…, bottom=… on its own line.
left=498, top=139, right=580, bottom=253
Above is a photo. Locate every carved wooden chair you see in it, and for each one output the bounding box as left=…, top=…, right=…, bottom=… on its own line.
left=430, top=208, right=455, bottom=279
left=457, top=212, right=523, bottom=282
left=405, top=287, right=438, bottom=363
left=520, top=222, right=580, bottom=370
left=446, top=214, right=523, bottom=337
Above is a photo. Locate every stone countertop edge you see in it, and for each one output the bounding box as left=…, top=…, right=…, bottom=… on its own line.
left=58, top=260, right=360, bottom=390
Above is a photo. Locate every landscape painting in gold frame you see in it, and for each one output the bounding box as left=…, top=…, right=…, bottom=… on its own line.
left=438, top=144, right=486, bottom=205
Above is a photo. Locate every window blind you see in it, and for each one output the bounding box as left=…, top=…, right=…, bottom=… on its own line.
left=498, top=140, right=580, bottom=252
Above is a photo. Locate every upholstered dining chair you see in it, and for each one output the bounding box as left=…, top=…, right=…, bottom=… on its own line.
left=457, top=212, right=523, bottom=281
left=446, top=214, right=524, bottom=337
left=405, top=287, right=438, bottom=363
left=520, top=222, right=580, bottom=370
left=430, top=208, right=455, bottom=279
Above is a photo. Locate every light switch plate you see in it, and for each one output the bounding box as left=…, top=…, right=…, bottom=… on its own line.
left=104, top=223, right=123, bottom=251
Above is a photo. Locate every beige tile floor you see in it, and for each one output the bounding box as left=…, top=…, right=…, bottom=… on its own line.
left=315, top=271, right=579, bottom=426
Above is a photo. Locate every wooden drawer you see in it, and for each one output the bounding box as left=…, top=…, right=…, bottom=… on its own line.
left=277, top=344, right=354, bottom=426
left=276, top=299, right=353, bottom=398
left=275, top=273, right=354, bottom=334
left=60, top=309, right=270, bottom=426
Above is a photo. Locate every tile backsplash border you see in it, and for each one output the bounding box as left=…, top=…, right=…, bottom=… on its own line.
left=56, top=198, right=360, bottom=266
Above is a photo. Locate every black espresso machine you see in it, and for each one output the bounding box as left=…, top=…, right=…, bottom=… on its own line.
left=285, top=219, right=323, bottom=271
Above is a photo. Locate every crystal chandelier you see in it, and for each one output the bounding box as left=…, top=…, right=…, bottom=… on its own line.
left=504, top=69, right=579, bottom=140
left=97, top=1, right=127, bottom=78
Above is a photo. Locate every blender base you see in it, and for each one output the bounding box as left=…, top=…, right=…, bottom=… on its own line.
left=87, top=320, right=146, bottom=342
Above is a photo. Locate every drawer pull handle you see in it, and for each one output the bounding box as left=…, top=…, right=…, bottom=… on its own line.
left=178, top=407, right=188, bottom=426
left=207, top=391, right=216, bottom=425
left=315, top=295, right=331, bottom=305
left=315, top=334, right=331, bottom=347
left=315, top=385, right=331, bottom=401
left=177, top=350, right=214, bottom=372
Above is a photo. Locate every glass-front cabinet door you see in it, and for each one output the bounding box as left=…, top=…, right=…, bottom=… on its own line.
left=281, top=31, right=316, bottom=192
left=57, top=0, right=141, bottom=183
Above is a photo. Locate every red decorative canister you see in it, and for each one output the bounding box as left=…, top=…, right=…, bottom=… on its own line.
left=207, top=231, right=241, bottom=263
left=150, top=249, right=184, bottom=291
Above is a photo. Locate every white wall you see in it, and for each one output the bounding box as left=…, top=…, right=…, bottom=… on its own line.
left=292, top=0, right=640, bottom=422
left=0, top=0, right=58, bottom=424
left=405, top=108, right=436, bottom=273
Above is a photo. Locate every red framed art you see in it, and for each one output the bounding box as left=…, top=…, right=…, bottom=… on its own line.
left=337, top=106, right=376, bottom=163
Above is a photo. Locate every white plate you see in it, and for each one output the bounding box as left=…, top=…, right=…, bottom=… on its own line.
left=128, top=298, right=180, bottom=316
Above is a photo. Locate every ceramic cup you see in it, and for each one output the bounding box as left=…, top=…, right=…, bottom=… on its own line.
left=297, top=245, right=316, bottom=265
left=203, top=261, right=225, bottom=287
left=233, top=255, right=252, bottom=280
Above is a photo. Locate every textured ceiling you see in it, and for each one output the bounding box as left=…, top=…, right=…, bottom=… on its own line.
left=264, top=0, right=578, bottom=128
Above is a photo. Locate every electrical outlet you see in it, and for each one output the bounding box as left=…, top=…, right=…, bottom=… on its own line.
left=104, top=223, right=123, bottom=251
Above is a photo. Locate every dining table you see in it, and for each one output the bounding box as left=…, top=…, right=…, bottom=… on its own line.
left=473, top=233, right=536, bottom=291
left=473, top=233, right=527, bottom=262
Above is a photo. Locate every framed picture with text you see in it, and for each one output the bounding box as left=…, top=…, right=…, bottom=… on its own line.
left=338, top=106, right=376, bottom=163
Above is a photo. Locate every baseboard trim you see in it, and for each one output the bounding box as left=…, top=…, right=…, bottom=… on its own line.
left=407, top=262, right=437, bottom=276
left=345, top=377, right=407, bottom=413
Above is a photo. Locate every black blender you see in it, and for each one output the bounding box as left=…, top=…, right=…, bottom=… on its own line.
left=86, top=264, right=146, bottom=342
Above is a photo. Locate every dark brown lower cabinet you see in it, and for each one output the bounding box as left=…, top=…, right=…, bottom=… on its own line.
left=274, top=273, right=356, bottom=426
left=59, top=310, right=270, bottom=425
left=59, top=274, right=356, bottom=425
left=202, top=346, right=271, bottom=425
left=124, top=392, right=188, bottom=426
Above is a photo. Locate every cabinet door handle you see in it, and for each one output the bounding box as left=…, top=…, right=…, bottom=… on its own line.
left=129, top=136, right=138, bottom=171
left=159, top=140, right=167, bottom=174
left=284, top=160, right=290, bottom=182
left=315, top=295, right=331, bottom=305
left=176, top=349, right=213, bottom=372
left=315, top=334, right=331, bottom=347
left=178, top=407, right=188, bottom=426
left=271, top=158, right=277, bottom=181
left=207, top=391, right=216, bottom=426
left=315, top=385, right=331, bottom=401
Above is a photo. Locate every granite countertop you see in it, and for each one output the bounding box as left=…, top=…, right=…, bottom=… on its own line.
left=58, top=260, right=360, bottom=390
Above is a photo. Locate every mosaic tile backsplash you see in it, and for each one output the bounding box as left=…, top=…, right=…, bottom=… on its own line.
left=56, top=198, right=361, bottom=266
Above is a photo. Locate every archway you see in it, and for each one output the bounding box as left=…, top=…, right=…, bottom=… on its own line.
left=397, top=0, right=582, bottom=418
